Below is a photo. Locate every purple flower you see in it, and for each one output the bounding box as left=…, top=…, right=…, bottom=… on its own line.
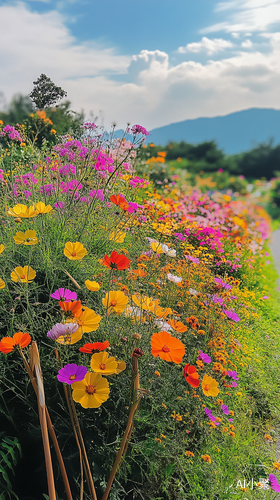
left=131, top=124, right=149, bottom=136
left=51, top=288, right=77, bottom=301
left=204, top=407, right=220, bottom=425
left=47, top=323, right=79, bottom=340
left=214, top=277, right=232, bottom=290
left=230, top=381, right=238, bottom=388
left=185, top=255, right=200, bottom=264
left=198, top=351, right=212, bottom=364
left=221, top=404, right=230, bottom=415
left=57, top=364, right=87, bottom=385
left=228, top=418, right=233, bottom=422
left=223, top=309, right=240, bottom=322
left=227, top=370, right=239, bottom=380
left=54, top=201, right=65, bottom=210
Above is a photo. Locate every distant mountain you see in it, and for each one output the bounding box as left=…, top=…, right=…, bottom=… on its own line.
left=148, top=108, right=280, bottom=154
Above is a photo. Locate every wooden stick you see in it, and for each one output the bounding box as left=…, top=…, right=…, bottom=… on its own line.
left=21, top=352, right=72, bottom=497
left=20, top=350, right=73, bottom=500
left=102, top=352, right=143, bottom=500
left=30, top=342, right=56, bottom=500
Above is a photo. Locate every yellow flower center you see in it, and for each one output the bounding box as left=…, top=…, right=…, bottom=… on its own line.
left=71, top=252, right=77, bottom=257
left=69, top=375, right=76, bottom=380
left=110, top=300, right=117, bottom=307
left=20, top=274, right=26, bottom=279
left=162, top=345, right=170, bottom=353
left=204, top=384, right=210, bottom=391
left=86, top=384, right=96, bottom=395
left=99, top=363, right=106, bottom=370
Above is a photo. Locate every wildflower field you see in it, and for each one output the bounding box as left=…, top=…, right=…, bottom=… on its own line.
left=0, top=117, right=280, bottom=500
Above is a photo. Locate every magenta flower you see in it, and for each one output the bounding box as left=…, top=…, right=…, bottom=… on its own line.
left=198, top=351, right=212, bottom=363
left=214, top=277, right=232, bottom=290
left=57, top=364, right=87, bottom=385
left=131, top=124, right=149, bottom=136
left=204, top=407, right=220, bottom=425
left=47, top=323, right=79, bottom=340
left=230, top=381, right=238, bottom=388
left=223, top=309, right=240, bottom=322
left=221, top=404, right=229, bottom=415
left=269, top=474, right=280, bottom=492
left=185, top=255, right=200, bottom=264
left=227, top=370, right=239, bottom=380
left=51, top=288, right=77, bottom=301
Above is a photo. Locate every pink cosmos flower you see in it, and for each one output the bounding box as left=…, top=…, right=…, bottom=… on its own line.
left=57, top=363, right=87, bottom=384
left=51, top=288, right=77, bottom=301
left=198, top=351, right=212, bottom=363
left=47, top=323, right=79, bottom=340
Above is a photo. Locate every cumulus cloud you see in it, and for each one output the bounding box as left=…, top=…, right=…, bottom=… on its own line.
left=0, top=1, right=280, bottom=130
left=0, top=2, right=129, bottom=98
left=178, top=37, right=233, bottom=55
left=203, top=0, right=280, bottom=33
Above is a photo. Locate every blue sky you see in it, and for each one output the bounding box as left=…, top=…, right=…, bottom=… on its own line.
left=0, top=0, right=280, bottom=128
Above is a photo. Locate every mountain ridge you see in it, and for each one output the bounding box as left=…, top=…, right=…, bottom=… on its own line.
left=147, top=108, right=280, bottom=154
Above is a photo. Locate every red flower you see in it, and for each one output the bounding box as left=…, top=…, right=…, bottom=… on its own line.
left=0, top=332, right=31, bottom=354
left=79, top=341, right=109, bottom=354
left=110, top=194, right=129, bottom=211
left=101, top=250, right=131, bottom=270
left=183, top=364, right=200, bottom=387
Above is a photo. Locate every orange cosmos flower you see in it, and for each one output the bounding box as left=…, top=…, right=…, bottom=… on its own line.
left=101, top=250, right=130, bottom=270
left=151, top=331, right=185, bottom=364
left=110, top=194, right=129, bottom=211
left=59, top=300, right=82, bottom=318
left=64, top=242, right=87, bottom=260
left=202, top=374, right=219, bottom=397
left=168, top=319, right=187, bottom=332
left=0, top=332, right=31, bottom=354
left=102, top=290, right=128, bottom=314
left=183, top=364, right=200, bottom=387
left=79, top=341, right=109, bottom=354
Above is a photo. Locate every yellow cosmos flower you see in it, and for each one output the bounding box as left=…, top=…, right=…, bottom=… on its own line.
left=7, top=204, right=39, bottom=218
left=0, top=244, right=5, bottom=254
left=55, top=328, right=83, bottom=345
left=132, top=293, right=160, bottom=312
left=102, top=291, right=128, bottom=314
left=13, top=230, right=39, bottom=245
left=34, top=202, right=53, bottom=214
left=85, top=280, right=100, bottom=291
left=202, top=374, right=219, bottom=397
left=116, top=360, right=126, bottom=374
left=0, top=278, right=5, bottom=289
left=150, top=241, right=164, bottom=254
left=90, top=352, right=118, bottom=375
left=11, top=266, right=36, bottom=283
left=72, top=372, right=110, bottom=408
left=77, top=307, right=101, bottom=333
left=109, top=230, right=126, bottom=243
left=64, top=242, right=87, bottom=260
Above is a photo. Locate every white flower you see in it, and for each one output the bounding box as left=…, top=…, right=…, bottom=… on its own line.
left=189, top=288, right=198, bottom=296
left=167, top=273, right=182, bottom=283
left=154, top=319, right=173, bottom=331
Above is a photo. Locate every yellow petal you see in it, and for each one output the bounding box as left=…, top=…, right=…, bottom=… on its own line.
left=85, top=280, right=100, bottom=291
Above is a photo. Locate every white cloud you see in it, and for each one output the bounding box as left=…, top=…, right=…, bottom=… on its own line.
left=0, top=2, right=280, bottom=130
left=178, top=37, right=233, bottom=55
left=0, top=2, right=129, bottom=97
left=204, top=0, right=280, bottom=33
left=241, top=39, right=253, bottom=47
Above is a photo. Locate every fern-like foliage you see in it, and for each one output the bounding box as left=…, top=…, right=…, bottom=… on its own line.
left=0, top=435, right=22, bottom=500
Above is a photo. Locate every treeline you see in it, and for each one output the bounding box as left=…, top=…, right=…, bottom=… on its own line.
left=145, top=140, right=280, bottom=180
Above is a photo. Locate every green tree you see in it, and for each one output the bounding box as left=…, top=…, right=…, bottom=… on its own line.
left=29, top=74, right=67, bottom=110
